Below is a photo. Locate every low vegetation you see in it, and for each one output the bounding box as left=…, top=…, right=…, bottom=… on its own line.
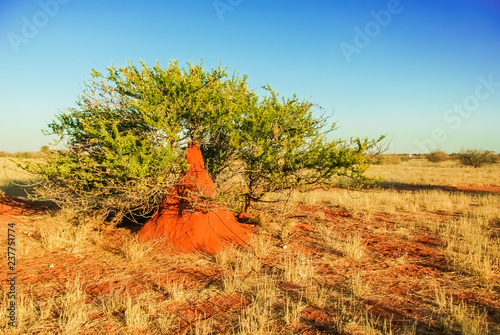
left=1, top=157, right=499, bottom=334
left=371, top=154, right=409, bottom=165
left=458, top=149, right=498, bottom=168
left=365, top=157, right=500, bottom=187
left=426, top=150, right=449, bottom=163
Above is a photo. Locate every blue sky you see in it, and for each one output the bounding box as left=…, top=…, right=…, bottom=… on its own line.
left=1, top=0, right=499, bottom=153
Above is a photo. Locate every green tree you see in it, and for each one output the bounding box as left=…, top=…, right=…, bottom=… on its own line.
left=25, top=60, right=383, bottom=223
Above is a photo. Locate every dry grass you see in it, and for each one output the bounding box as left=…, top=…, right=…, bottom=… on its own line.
left=58, top=275, right=89, bottom=333
left=440, top=215, right=499, bottom=282
left=281, top=252, right=314, bottom=284
left=434, top=287, right=489, bottom=334
left=348, top=271, right=372, bottom=299
left=0, top=157, right=39, bottom=198
left=343, top=234, right=366, bottom=261
left=124, top=294, right=149, bottom=331
left=283, top=293, right=306, bottom=326
left=366, top=158, right=500, bottom=186
left=233, top=272, right=280, bottom=334
left=303, top=283, right=334, bottom=309
left=1, top=160, right=500, bottom=334
left=122, top=235, right=153, bottom=263
left=35, top=211, right=103, bottom=254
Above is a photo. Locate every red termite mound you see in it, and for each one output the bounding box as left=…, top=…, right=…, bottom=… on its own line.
left=138, top=141, right=253, bottom=254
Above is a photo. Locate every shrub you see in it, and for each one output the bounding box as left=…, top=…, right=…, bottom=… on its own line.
left=398, top=154, right=410, bottom=162
left=40, top=146, right=50, bottom=154
left=426, top=150, right=449, bottom=163
left=13, top=152, right=44, bottom=159
left=371, top=154, right=401, bottom=165
left=457, top=149, right=497, bottom=168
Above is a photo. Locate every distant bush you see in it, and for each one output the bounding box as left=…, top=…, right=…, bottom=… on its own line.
left=370, top=155, right=384, bottom=165
left=14, top=152, right=44, bottom=159
left=458, top=149, right=497, bottom=168
left=0, top=147, right=53, bottom=159
left=40, top=145, right=50, bottom=154
left=398, top=154, right=411, bottom=162
left=0, top=151, right=38, bottom=158
left=426, top=150, right=449, bottom=163
left=372, top=154, right=401, bottom=165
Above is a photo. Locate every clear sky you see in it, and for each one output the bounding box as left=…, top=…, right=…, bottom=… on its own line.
left=1, top=0, right=499, bottom=153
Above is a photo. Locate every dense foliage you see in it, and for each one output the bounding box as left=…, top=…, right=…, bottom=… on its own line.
left=25, top=60, right=383, bottom=222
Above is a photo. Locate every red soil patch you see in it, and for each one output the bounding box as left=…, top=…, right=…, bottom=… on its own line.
left=299, top=205, right=351, bottom=219
left=366, top=234, right=447, bottom=267
left=179, top=293, right=248, bottom=324
left=139, top=141, right=253, bottom=254
left=394, top=264, right=441, bottom=278
left=412, top=232, right=443, bottom=247
left=301, top=306, right=337, bottom=332
left=456, top=185, right=500, bottom=193
left=0, top=196, right=47, bottom=222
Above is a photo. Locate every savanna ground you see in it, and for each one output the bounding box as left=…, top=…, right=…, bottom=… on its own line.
left=0, top=156, right=499, bottom=334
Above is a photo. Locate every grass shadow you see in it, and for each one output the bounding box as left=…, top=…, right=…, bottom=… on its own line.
left=1, top=181, right=35, bottom=199
left=377, top=181, right=500, bottom=196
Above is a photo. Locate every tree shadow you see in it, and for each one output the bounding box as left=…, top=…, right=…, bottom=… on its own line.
left=117, top=213, right=152, bottom=234
left=1, top=178, right=58, bottom=208
left=1, top=181, right=36, bottom=199
left=0, top=195, right=55, bottom=217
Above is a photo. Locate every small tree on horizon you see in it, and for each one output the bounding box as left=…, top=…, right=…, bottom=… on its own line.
left=457, top=149, right=497, bottom=168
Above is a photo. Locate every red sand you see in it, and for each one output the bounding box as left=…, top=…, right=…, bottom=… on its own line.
left=456, top=185, right=500, bottom=193
left=138, top=141, right=253, bottom=254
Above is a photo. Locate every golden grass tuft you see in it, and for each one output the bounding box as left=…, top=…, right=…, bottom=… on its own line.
left=122, top=235, right=152, bottom=262
left=283, top=294, right=306, bottom=326
left=58, top=275, right=89, bottom=334
left=281, top=252, right=314, bottom=284
left=434, top=287, right=489, bottom=334
left=236, top=274, right=279, bottom=334
left=124, top=294, right=149, bottom=331
left=440, top=215, right=499, bottom=282
left=348, top=271, right=371, bottom=299
left=343, top=234, right=366, bottom=261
